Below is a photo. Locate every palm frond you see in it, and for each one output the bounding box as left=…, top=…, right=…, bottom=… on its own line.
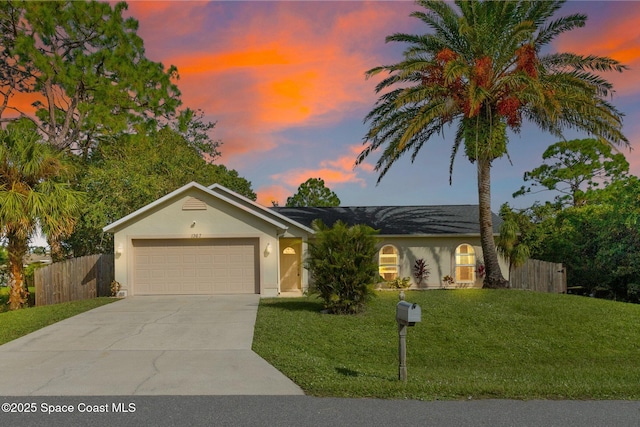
left=535, top=14, right=587, bottom=46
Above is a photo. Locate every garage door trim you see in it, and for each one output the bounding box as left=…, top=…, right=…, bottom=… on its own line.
left=131, top=237, right=260, bottom=295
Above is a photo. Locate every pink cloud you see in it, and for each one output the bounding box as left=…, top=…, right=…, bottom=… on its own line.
left=326, top=144, right=375, bottom=173
left=554, top=5, right=640, bottom=96
left=130, top=2, right=413, bottom=161
left=269, top=144, right=375, bottom=195
left=255, top=184, right=290, bottom=207
left=124, top=1, right=209, bottom=39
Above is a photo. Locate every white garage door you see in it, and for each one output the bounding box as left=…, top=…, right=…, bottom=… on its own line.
left=132, top=238, right=259, bottom=295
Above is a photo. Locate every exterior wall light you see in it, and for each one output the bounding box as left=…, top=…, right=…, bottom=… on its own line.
left=116, top=243, right=124, bottom=255
left=264, top=242, right=272, bottom=257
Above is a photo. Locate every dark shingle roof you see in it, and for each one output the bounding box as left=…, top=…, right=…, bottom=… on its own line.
left=271, top=205, right=502, bottom=235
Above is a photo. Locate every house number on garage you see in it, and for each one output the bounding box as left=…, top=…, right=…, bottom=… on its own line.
left=191, top=234, right=202, bottom=238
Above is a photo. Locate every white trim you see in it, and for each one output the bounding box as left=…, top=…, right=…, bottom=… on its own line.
left=455, top=243, right=476, bottom=283
left=103, top=182, right=291, bottom=233
left=379, top=244, right=400, bottom=281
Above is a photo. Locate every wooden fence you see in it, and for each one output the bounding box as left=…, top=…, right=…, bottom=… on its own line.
left=509, top=258, right=566, bottom=294
left=35, top=254, right=114, bottom=306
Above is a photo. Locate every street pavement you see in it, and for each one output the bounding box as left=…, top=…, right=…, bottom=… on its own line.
left=1, top=396, right=639, bottom=427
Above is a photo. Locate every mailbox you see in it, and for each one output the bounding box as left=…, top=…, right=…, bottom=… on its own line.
left=396, top=301, right=421, bottom=326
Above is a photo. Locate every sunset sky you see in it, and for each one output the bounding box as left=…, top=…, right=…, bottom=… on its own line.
left=123, top=1, right=640, bottom=209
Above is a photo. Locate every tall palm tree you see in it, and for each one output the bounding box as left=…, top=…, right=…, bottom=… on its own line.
left=0, top=122, right=84, bottom=310
left=357, top=0, right=628, bottom=288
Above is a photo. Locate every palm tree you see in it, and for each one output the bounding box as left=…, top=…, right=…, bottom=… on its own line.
left=496, top=205, right=531, bottom=281
left=0, top=122, right=84, bottom=310
left=357, top=0, right=628, bottom=288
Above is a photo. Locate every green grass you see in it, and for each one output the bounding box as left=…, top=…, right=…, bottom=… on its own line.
left=252, top=290, right=640, bottom=400
left=0, top=286, right=36, bottom=312
left=0, top=297, right=118, bottom=345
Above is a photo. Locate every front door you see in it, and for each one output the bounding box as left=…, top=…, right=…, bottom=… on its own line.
left=279, top=238, right=302, bottom=292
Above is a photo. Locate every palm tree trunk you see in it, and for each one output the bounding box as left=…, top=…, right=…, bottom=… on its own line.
left=477, top=158, right=509, bottom=289
left=7, top=232, right=29, bottom=310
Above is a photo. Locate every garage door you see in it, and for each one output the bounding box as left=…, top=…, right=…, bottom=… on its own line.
left=132, top=238, right=259, bottom=295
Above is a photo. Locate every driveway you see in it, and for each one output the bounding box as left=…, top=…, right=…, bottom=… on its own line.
left=0, top=295, right=304, bottom=396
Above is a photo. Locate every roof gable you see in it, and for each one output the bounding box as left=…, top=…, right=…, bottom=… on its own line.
left=271, top=205, right=502, bottom=235
left=103, top=182, right=292, bottom=233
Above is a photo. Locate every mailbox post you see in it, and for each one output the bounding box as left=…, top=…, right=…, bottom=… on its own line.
left=396, top=300, right=421, bottom=381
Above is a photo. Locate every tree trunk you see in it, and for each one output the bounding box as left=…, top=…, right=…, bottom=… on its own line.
left=7, top=233, right=29, bottom=310
left=48, top=235, right=65, bottom=263
left=477, top=158, right=509, bottom=289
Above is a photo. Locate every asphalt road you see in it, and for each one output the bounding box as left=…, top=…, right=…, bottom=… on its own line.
left=1, top=396, right=639, bottom=427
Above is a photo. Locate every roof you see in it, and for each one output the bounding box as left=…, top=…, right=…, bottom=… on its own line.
left=271, top=205, right=502, bottom=235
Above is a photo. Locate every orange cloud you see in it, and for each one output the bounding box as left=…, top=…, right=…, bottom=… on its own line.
left=148, top=2, right=413, bottom=160
left=173, top=48, right=291, bottom=74
left=554, top=5, right=640, bottom=95
left=0, top=91, right=44, bottom=118
left=325, top=144, right=375, bottom=173
left=273, top=168, right=363, bottom=189
left=269, top=144, right=375, bottom=194
left=255, top=184, right=290, bottom=207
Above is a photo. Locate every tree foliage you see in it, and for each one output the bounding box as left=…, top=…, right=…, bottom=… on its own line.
left=496, top=204, right=531, bottom=280
left=286, top=177, right=341, bottom=207
left=172, top=108, right=222, bottom=162
left=66, top=128, right=255, bottom=256
left=0, top=121, right=84, bottom=309
left=513, top=138, right=629, bottom=206
left=514, top=175, right=640, bottom=303
left=305, top=220, right=378, bottom=314
left=0, top=0, right=181, bottom=155
left=357, top=0, right=628, bottom=289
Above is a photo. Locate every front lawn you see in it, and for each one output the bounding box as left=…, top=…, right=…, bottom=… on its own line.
left=252, top=290, right=640, bottom=400
left=0, top=297, right=118, bottom=345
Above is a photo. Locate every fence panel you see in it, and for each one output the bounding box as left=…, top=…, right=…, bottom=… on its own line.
left=34, top=254, right=114, bottom=306
left=510, top=258, right=566, bottom=294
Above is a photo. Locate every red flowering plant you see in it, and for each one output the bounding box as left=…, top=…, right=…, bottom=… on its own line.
left=476, top=261, right=486, bottom=279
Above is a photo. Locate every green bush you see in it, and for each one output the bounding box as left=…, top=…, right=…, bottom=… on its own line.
left=386, top=277, right=411, bottom=289
left=627, top=283, right=640, bottom=303
left=305, top=219, right=378, bottom=314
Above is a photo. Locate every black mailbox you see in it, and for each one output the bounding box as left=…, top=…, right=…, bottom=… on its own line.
left=396, top=301, right=421, bottom=326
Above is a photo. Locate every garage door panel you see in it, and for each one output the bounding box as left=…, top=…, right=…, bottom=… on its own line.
left=182, top=254, right=197, bottom=264
left=133, top=238, right=258, bottom=295
left=197, top=254, right=213, bottom=263
left=166, top=255, right=181, bottom=264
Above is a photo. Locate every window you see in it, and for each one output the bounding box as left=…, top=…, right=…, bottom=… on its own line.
left=455, top=244, right=476, bottom=283
left=379, top=245, right=399, bottom=280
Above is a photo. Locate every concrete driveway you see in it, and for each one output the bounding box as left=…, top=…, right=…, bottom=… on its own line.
left=0, top=295, right=304, bottom=396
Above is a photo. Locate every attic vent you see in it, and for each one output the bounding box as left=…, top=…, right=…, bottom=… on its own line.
left=182, top=197, right=207, bottom=211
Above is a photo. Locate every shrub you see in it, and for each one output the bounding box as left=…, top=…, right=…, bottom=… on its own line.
left=386, top=277, right=411, bottom=289
left=305, top=219, right=378, bottom=314
left=413, top=258, right=430, bottom=286
left=627, top=283, right=640, bottom=304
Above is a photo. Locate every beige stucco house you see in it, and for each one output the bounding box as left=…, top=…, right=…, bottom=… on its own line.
left=103, top=182, right=508, bottom=297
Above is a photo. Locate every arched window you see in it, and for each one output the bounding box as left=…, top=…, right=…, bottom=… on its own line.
left=379, top=245, right=399, bottom=280
left=455, top=244, right=476, bottom=283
